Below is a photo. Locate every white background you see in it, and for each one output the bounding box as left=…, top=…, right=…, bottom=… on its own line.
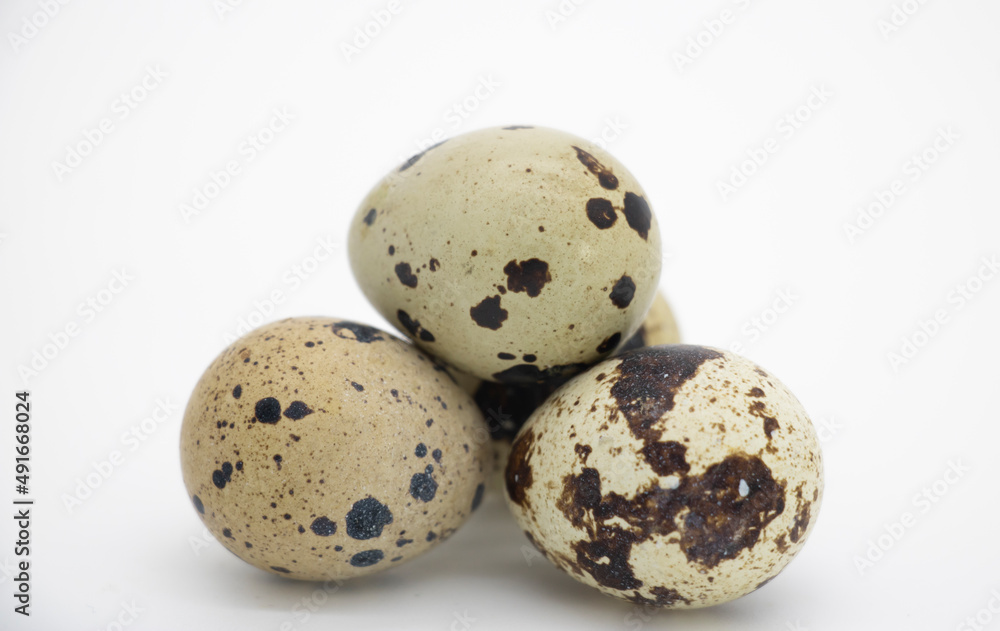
left=1, top=0, right=999, bottom=629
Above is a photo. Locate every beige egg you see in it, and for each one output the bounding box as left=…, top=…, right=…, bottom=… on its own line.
left=348, top=125, right=662, bottom=384
left=179, top=317, right=490, bottom=581
left=504, top=345, right=823, bottom=607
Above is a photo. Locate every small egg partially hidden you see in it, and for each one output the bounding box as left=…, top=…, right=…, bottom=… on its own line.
left=180, top=317, right=489, bottom=581
left=504, top=345, right=823, bottom=607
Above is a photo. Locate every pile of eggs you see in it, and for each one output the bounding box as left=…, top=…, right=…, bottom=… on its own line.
left=180, top=126, right=823, bottom=608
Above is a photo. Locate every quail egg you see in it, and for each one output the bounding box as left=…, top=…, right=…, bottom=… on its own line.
left=348, top=125, right=662, bottom=384
left=180, top=317, right=490, bottom=581
left=504, top=345, right=823, bottom=607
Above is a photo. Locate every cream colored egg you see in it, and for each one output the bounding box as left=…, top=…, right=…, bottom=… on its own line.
left=348, top=125, right=662, bottom=384
left=180, top=317, right=490, bottom=581
left=504, top=345, right=823, bottom=607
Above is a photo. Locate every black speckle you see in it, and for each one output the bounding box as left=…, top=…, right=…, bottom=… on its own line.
left=244, top=542, right=252, bottom=548
left=471, top=483, right=485, bottom=511
left=397, top=309, right=436, bottom=342
left=388, top=245, right=395, bottom=255
left=334, top=545, right=343, bottom=551
left=432, top=449, right=442, bottom=462
left=255, top=398, right=282, bottom=424
left=409, top=469, right=438, bottom=502
left=498, top=352, right=516, bottom=360
left=415, top=443, right=427, bottom=457
left=232, top=385, right=242, bottom=399
left=503, top=259, right=551, bottom=298
left=273, top=454, right=283, bottom=470
left=523, top=354, right=537, bottom=363
left=349, top=549, right=385, bottom=567
left=310, top=516, right=337, bottom=536
left=298, top=525, right=305, bottom=533
left=222, top=528, right=234, bottom=539
left=597, top=332, right=622, bottom=354
left=429, top=258, right=440, bottom=271
left=586, top=198, right=617, bottom=229
left=394, top=262, right=418, bottom=288
left=235, top=461, right=243, bottom=471
left=329, top=321, right=385, bottom=344
left=192, top=495, right=204, bottom=514
left=283, top=401, right=313, bottom=420
left=396, top=537, right=413, bottom=547
left=609, top=275, right=636, bottom=309
left=426, top=531, right=437, bottom=542
left=425, top=419, right=433, bottom=427
left=345, top=497, right=394, bottom=540
left=470, top=295, right=508, bottom=330
left=363, top=208, right=376, bottom=226
left=351, top=381, right=364, bottom=392
left=305, top=341, right=315, bottom=348
left=622, top=192, right=652, bottom=240
left=270, top=566, right=292, bottom=574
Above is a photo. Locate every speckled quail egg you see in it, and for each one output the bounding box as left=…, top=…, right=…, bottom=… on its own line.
left=504, top=345, right=823, bottom=607
left=348, top=125, right=662, bottom=384
left=461, top=292, right=682, bottom=478
left=180, top=317, right=490, bottom=581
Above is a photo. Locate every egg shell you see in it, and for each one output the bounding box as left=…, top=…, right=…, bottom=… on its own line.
left=348, top=125, right=662, bottom=384
left=179, top=317, right=490, bottom=581
left=504, top=345, right=823, bottom=607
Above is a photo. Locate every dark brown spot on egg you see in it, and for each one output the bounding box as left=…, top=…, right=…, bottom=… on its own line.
left=609, top=275, right=636, bottom=309
left=283, top=401, right=313, bottom=420
left=498, top=352, right=516, bottom=360
left=270, top=566, right=292, bottom=574
left=232, top=385, right=242, bottom=399
left=397, top=309, right=436, bottom=342
left=556, top=453, right=785, bottom=594
left=394, top=262, right=418, bottom=288
left=597, top=332, right=622, bottom=354
left=429, top=258, right=440, bottom=271
left=628, top=587, right=691, bottom=606
left=622, top=192, right=652, bottom=240
left=310, top=516, right=337, bottom=536
left=328, top=321, right=384, bottom=344
left=491, top=362, right=588, bottom=385
left=470, top=295, right=508, bottom=330
left=345, top=497, right=393, bottom=540
left=573, top=146, right=619, bottom=190
left=192, top=495, right=204, bottom=514
left=505, top=426, right=536, bottom=508
left=503, top=259, right=551, bottom=297
left=586, top=198, right=617, bottom=229
left=748, top=387, right=765, bottom=398
left=749, top=400, right=780, bottom=439
left=255, top=397, right=282, bottom=424
left=575, top=443, right=592, bottom=464
left=399, top=140, right=445, bottom=172
left=639, top=441, right=690, bottom=476
left=789, top=484, right=812, bottom=543
left=362, top=208, right=376, bottom=225
left=349, top=550, right=384, bottom=567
